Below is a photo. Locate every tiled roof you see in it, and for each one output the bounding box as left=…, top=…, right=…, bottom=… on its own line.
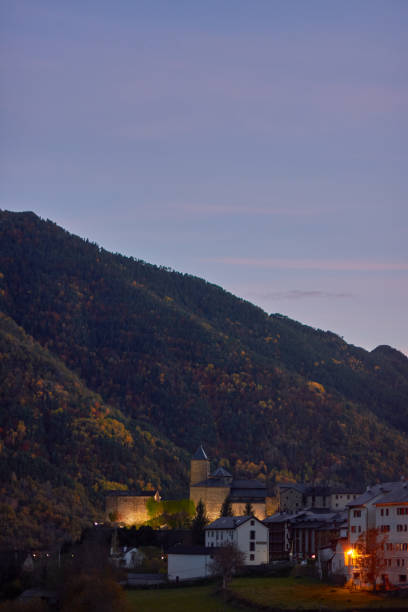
left=347, top=482, right=400, bottom=507
left=263, top=512, right=299, bottom=524
left=211, top=467, right=232, bottom=478
left=231, top=479, right=266, bottom=489
left=263, top=509, right=347, bottom=526
left=205, top=515, right=260, bottom=530
left=192, top=477, right=266, bottom=491
left=229, top=489, right=266, bottom=500
left=375, top=482, right=408, bottom=505
left=191, top=478, right=230, bottom=488
left=278, top=482, right=307, bottom=493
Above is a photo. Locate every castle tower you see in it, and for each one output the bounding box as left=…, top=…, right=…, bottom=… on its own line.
left=190, top=445, right=210, bottom=486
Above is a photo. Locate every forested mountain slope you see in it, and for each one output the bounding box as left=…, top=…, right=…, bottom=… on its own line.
left=0, top=210, right=408, bottom=547
left=0, top=311, right=187, bottom=548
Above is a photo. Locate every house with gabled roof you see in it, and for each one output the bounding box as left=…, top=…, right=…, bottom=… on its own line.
left=205, top=515, right=268, bottom=565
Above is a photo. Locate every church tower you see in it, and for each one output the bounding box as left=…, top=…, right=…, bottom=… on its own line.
left=190, top=445, right=210, bottom=486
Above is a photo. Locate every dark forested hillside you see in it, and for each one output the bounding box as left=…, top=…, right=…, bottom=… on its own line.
left=0, top=311, right=187, bottom=548
left=0, top=210, right=408, bottom=547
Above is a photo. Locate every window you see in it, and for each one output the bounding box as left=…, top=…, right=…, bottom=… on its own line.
left=250, top=554, right=255, bottom=561
left=351, top=526, right=356, bottom=533
left=380, top=525, right=390, bottom=532
left=353, top=510, right=361, bottom=518
left=250, top=519, right=255, bottom=526
left=399, top=575, right=407, bottom=583
left=386, top=508, right=389, bottom=516
left=397, top=507, right=408, bottom=515
left=381, top=509, right=384, bottom=516
left=250, top=542, right=255, bottom=551
left=386, top=543, right=393, bottom=551
left=358, top=526, right=362, bottom=533
left=250, top=530, right=255, bottom=540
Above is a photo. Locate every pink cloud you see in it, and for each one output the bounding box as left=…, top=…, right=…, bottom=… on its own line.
left=203, top=257, right=408, bottom=272
left=174, top=204, right=325, bottom=216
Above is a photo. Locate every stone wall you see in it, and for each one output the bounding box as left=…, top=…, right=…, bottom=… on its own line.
left=190, top=459, right=210, bottom=486
left=105, top=495, right=152, bottom=525
left=190, top=485, right=230, bottom=521
left=280, top=488, right=304, bottom=513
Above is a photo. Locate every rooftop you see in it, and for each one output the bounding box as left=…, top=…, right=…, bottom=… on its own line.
left=375, top=482, right=408, bottom=505
left=206, top=515, right=262, bottom=530
left=192, top=445, right=209, bottom=461
left=212, top=467, right=232, bottom=478
left=347, top=482, right=401, bottom=507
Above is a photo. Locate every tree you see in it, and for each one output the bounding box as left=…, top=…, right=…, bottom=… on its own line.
left=191, top=499, right=209, bottom=545
left=353, top=528, right=388, bottom=592
left=244, top=502, right=254, bottom=516
left=220, top=496, right=233, bottom=517
left=210, top=543, right=245, bottom=591
left=61, top=570, right=130, bottom=612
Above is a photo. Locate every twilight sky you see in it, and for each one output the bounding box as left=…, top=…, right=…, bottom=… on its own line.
left=1, top=0, right=407, bottom=354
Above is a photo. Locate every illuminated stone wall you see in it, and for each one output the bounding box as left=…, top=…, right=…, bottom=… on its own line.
left=190, top=485, right=230, bottom=522
left=105, top=492, right=159, bottom=525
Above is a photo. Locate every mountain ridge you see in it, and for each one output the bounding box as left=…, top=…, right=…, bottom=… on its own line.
left=0, top=209, right=407, bottom=548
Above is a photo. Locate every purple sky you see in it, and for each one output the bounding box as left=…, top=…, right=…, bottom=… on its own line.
left=1, top=0, right=407, bottom=354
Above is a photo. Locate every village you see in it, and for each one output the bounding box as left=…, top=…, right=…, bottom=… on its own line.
left=105, top=446, right=408, bottom=591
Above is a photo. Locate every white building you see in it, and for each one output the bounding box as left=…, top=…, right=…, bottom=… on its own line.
left=167, top=545, right=213, bottom=582
left=345, top=481, right=408, bottom=588
left=205, top=515, right=268, bottom=565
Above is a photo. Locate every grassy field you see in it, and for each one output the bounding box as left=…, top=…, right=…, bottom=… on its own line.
left=230, top=576, right=408, bottom=610
left=126, top=584, right=249, bottom=611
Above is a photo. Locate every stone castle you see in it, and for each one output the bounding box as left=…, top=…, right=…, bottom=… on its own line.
left=105, top=444, right=274, bottom=524
left=189, top=445, right=272, bottom=521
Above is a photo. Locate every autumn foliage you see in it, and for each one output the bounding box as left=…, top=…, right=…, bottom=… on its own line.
left=1, top=211, right=408, bottom=550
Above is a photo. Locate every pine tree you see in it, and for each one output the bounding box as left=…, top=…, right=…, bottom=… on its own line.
left=191, top=499, right=209, bottom=545
left=244, top=502, right=254, bottom=516
left=220, top=496, right=233, bottom=517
